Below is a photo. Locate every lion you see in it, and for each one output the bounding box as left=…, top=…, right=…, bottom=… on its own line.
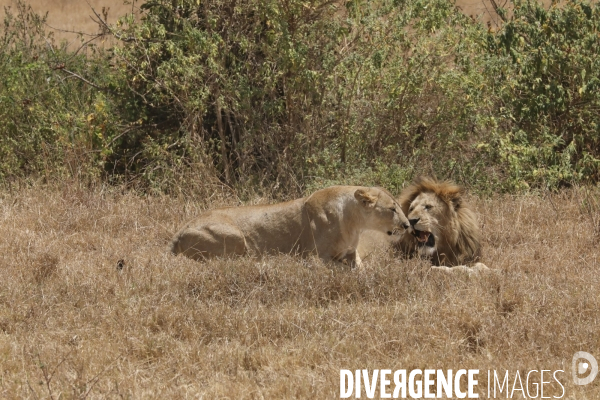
left=358, top=177, right=489, bottom=274
left=397, top=176, right=482, bottom=266
left=170, top=186, right=410, bottom=268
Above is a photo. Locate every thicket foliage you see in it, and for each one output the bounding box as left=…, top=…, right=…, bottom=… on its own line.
left=2, top=0, right=600, bottom=193
left=487, top=0, right=600, bottom=189
left=111, top=0, right=492, bottom=194
left=0, top=2, right=119, bottom=182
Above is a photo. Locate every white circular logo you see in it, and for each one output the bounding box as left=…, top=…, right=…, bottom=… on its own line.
left=573, top=351, right=598, bottom=385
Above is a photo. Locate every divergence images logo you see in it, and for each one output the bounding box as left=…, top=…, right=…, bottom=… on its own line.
left=572, top=351, right=598, bottom=386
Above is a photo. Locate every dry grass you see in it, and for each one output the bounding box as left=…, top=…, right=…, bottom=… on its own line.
left=0, top=182, right=600, bottom=398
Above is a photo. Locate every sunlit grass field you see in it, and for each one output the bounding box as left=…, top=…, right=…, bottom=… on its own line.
left=1, top=183, right=599, bottom=398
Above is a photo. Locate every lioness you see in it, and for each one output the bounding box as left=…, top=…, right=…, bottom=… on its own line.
left=170, top=186, right=409, bottom=268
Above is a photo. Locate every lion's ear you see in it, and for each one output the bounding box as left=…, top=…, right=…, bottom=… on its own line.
left=451, top=196, right=462, bottom=210
left=355, top=189, right=377, bottom=208
left=447, top=188, right=464, bottom=210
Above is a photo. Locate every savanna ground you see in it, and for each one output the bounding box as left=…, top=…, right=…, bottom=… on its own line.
left=1, top=0, right=600, bottom=397
left=1, top=182, right=599, bottom=398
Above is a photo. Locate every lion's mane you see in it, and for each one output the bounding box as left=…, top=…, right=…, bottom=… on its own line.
left=396, top=176, right=481, bottom=266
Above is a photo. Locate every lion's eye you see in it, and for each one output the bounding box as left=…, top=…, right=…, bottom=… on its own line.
left=424, top=205, right=432, bottom=210
left=389, top=208, right=396, bottom=213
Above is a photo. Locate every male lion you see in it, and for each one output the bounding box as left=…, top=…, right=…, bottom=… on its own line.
left=170, top=186, right=410, bottom=268
left=358, top=177, right=489, bottom=274
left=397, top=176, right=481, bottom=266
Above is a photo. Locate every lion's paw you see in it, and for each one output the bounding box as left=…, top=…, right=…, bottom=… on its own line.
left=431, top=262, right=492, bottom=276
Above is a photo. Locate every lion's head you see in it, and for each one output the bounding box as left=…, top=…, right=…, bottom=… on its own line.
left=396, top=177, right=481, bottom=266
left=354, top=187, right=409, bottom=236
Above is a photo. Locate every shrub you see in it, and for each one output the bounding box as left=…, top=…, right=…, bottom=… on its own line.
left=110, top=0, right=495, bottom=194
left=486, top=0, right=600, bottom=189
left=6, top=0, right=600, bottom=195
left=0, top=2, right=121, bottom=183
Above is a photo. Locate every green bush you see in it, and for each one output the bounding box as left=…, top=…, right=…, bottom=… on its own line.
left=0, top=2, right=121, bottom=182
left=110, top=0, right=495, bottom=194
left=487, top=0, right=600, bottom=189
left=4, top=0, right=600, bottom=195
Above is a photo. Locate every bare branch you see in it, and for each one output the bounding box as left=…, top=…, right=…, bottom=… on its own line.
left=489, top=0, right=509, bottom=23
left=86, top=0, right=138, bottom=43
left=43, top=22, right=100, bottom=37
left=58, top=68, right=112, bottom=92
left=68, top=33, right=106, bottom=59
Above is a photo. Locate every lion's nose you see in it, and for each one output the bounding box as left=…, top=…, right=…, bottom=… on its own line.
left=409, top=218, right=420, bottom=226
left=402, top=222, right=409, bottom=230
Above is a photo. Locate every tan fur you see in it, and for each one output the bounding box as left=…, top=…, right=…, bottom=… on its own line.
left=396, top=176, right=481, bottom=266
left=431, top=263, right=491, bottom=275
left=170, top=186, right=409, bottom=268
